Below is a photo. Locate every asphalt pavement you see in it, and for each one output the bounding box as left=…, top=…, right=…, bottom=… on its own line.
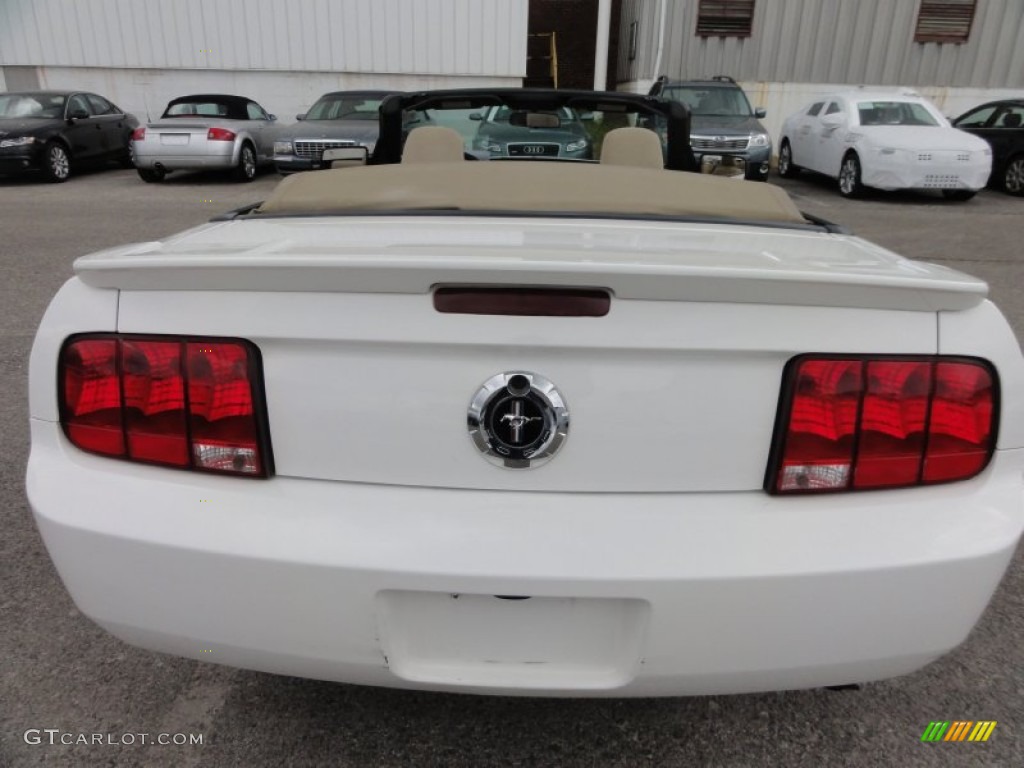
left=0, top=164, right=1021, bottom=767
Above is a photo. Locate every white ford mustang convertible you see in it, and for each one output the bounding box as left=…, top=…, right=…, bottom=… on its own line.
left=27, top=90, right=1023, bottom=697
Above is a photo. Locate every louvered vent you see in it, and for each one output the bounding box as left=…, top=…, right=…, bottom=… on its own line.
left=914, top=0, right=976, bottom=43
left=695, top=0, right=755, bottom=37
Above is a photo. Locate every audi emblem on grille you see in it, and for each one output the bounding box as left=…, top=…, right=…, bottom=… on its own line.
left=522, top=145, right=545, bottom=155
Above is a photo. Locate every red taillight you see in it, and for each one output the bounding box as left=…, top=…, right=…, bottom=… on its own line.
left=131, top=127, right=145, bottom=141
left=768, top=356, right=997, bottom=493
left=207, top=127, right=236, bottom=141
left=59, top=335, right=270, bottom=477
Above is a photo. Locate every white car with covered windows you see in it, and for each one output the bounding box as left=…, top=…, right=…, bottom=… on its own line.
left=778, top=90, right=992, bottom=200
left=27, top=89, right=1024, bottom=698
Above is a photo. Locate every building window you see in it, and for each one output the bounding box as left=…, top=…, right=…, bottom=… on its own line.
left=914, top=0, right=977, bottom=43
left=695, top=0, right=755, bottom=37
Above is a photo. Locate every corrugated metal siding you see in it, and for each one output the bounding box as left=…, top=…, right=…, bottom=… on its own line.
left=0, top=0, right=528, bottom=76
left=619, top=0, right=1024, bottom=88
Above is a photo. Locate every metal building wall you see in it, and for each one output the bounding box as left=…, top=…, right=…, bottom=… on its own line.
left=619, top=0, right=1024, bottom=88
left=0, top=0, right=528, bottom=77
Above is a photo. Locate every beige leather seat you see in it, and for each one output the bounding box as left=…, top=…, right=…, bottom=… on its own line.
left=599, top=127, right=664, bottom=169
left=402, top=126, right=466, bottom=164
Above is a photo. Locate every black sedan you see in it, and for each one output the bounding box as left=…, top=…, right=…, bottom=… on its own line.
left=0, top=91, right=139, bottom=182
left=953, top=99, right=1024, bottom=196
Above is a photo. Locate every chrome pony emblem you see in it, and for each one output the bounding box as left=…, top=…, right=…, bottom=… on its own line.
left=468, top=372, right=569, bottom=468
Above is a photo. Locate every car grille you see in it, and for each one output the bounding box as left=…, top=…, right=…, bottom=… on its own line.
left=294, top=140, right=360, bottom=160
left=691, top=136, right=749, bottom=151
left=506, top=143, right=561, bottom=157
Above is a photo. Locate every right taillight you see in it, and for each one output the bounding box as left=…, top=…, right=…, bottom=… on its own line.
left=59, top=334, right=272, bottom=477
left=767, top=355, right=997, bottom=494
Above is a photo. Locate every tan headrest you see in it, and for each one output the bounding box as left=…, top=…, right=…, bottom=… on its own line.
left=402, top=126, right=466, bottom=164
left=600, top=127, right=665, bottom=169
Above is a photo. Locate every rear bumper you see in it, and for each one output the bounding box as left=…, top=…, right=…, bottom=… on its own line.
left=133, top=142, right=236, bottom=171
left=27, top=420, right=1024, bottom=696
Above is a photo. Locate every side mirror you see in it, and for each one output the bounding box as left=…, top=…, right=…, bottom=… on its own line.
left=469, top=113, right=483, bottom=121
left=821, top=113, right=843, bottom=126
left=267, top=114, right=277, bottom=121
left=69, top=109, right=90, bottom=121
left=296, top=113, right=306, bottom=121
left=754, top=107, right=767, bottom=119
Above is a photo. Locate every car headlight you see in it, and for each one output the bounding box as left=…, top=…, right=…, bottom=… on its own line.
left=565, top=139, right=588, bottom=152
left=0, top=136, right=36, bottom=148
left=879, top=147, right=899, bottom=155
left=748, top=133, right=770, bottom=148
left=479, top=141, right=501, bottom=152
left=273, top=141, right=293, bottom=155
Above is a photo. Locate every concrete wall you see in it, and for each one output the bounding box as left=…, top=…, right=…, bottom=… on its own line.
left=0, top=0, right=528, bottom=77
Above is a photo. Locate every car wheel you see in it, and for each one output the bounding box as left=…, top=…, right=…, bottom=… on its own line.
left=233, top=143, right=257, bottom=182
left=1002, top=154, right=1024, bottom=196
left=777, top=140, right=799, bottom=178
left=137, top=167, right=166, bottom=183
left=942, top=190, right=977, bottom=201
left=41, top=143, right=71, bottom=183
left=838, top=153, right=864, bottom=198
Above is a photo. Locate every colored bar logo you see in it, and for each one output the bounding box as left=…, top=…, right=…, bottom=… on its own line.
left=921, top=721, right=997, bottom=742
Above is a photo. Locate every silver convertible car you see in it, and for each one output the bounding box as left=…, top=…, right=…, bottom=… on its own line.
left=132, top=94, right=277, bottom=182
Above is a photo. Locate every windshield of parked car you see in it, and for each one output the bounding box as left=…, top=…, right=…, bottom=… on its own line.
left=482, top=106, right=578, bottom=125
left=0, top=93, right=66, bottom=119
left=660, top=85, right=753, bottom=117
left=306, top=94, right=389, bottom=120
left=857, top=101, right=940, bottom=126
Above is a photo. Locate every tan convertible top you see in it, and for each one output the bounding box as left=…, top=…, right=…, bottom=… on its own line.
left=258, top=162, right=806, bottom=224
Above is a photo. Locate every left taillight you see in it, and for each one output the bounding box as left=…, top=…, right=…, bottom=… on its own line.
left=207, top=127, right=236, bottom=141
left=766, top=355, right=997, bottom=494
left=59, top=335, right=271, bottom=477
left=131, top=127, right=145, bottom=141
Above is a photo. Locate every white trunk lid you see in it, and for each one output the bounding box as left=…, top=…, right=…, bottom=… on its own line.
left=95, top=216, right=981, bottom=492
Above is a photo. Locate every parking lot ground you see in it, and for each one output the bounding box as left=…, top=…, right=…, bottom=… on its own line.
left=1, top=168, right=1022, bottom=767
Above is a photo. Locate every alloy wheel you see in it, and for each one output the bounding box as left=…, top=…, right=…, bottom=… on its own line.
left=50, top=146, right=70, bottom=180
left=839, top=158, right=857, bottom=196
left=1005, top=157, right=1024, bottom=195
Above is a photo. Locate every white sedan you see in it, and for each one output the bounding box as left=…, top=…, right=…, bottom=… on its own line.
left=26, top=90, right=1024, bottom=698
left=778, top=91, right=992, bottom=200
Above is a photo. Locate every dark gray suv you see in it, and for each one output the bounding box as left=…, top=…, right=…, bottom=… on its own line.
left=649, top=76, right=771, bottom=181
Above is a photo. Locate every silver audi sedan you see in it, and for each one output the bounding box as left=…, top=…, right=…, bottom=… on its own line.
left=131, top=94, right=277, bottom=182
